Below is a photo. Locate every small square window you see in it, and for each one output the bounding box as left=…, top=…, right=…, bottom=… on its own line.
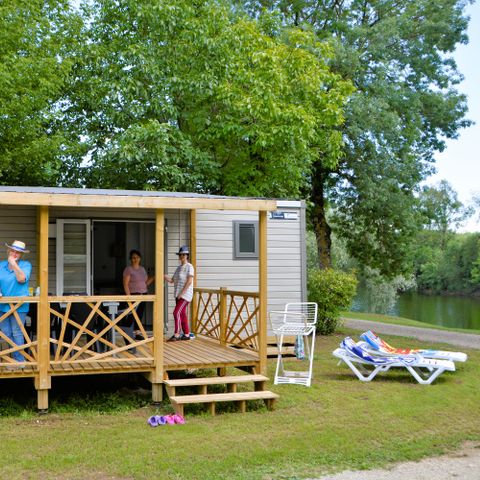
left=233, top=221, right=258, bottom=259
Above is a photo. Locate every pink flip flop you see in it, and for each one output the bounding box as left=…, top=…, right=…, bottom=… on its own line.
left=163, top=415, right=175, bottom=425
left=172, top=414, right=185, bottom=424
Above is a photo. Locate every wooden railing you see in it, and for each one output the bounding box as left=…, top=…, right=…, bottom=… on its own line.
left=1, top=290, right=261, bottom=371
left=192, top=288, right=260, bottom=353
left=47, top=296, right=155, bottom=368
left=0, top=297, right=39, bottom=368
left=0, top=295, right=155, bottom=371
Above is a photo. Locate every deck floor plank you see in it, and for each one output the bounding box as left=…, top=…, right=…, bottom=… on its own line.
left=163, top=339, right=259, bottom=370
left=166, top=342, right=221, bottom=365
left=5, top=338, right=259, bottom=376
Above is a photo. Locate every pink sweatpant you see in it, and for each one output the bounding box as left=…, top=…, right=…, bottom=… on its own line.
left=173, top=298, right=190, bottom=335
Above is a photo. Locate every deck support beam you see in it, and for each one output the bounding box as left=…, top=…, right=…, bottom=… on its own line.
left=258, top=210, right=268, bottom=375
left=36, top=205, right=51, bottom=411
left=152, top=209, right=165, bottom=402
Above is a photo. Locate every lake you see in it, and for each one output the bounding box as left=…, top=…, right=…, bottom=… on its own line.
left=351, top=291, right=480, bottom=331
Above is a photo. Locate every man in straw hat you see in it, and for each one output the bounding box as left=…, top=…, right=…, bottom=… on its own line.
left=0, top=240, right=32, bottom=364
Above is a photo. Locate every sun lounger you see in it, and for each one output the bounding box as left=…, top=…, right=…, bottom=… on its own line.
left=333, top=337, right=455, bottom=385
left=360, top=330, right=467, bottom=363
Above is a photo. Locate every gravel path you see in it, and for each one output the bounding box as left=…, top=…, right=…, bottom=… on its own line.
left=312, top=443, right=480, bottom=480
left=343, top=318, right=480, bottom=349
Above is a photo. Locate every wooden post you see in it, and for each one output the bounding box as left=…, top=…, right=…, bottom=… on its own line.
left=218, top=287, right=228, bottom=377
left=152, top=209, right=164, bottom=403
left=36, top=206, right=51, bottom=411
left=258, top=210, right=268, bottom=375
left=219, top=287, right=227, bottom=346
left=190, top=209, right=197, bottom=334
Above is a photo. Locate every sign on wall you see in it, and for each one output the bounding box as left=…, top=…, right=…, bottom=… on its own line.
left=269, top=211, right=299, bottom=220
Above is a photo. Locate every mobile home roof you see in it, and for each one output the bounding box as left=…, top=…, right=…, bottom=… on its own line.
left=0, top=186, right=278, bottom=211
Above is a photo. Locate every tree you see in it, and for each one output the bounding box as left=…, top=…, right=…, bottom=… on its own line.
left=419, top=179, right=473, bottom=246
left=410, top=228, right=480, bottom=293
left=62, top=1, right=352, bottom=196
left=0, top=0, right=79, bottom=185
left=241, top=0, right=473, bottom=276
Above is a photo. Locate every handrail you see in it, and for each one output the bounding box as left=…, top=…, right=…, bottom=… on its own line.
left=0, top=295, right=156, bottom=303
left=0, top=296, right=39, bottom=303
left=49, top=295, right=156, bottom=302
left=194, top=288, right=259, bottom=298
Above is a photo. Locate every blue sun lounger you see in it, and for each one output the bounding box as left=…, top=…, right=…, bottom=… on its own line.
left=333, top=337, right=455, bottom=385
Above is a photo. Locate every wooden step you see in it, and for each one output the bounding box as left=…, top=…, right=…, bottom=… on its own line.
left=268, top=335, right=295, bottom=344
left=164, top=374, right=269, bottom=396
left=267, top=345, right=295, bottom=357
left=267, top=336, right=296, bottom=357
left=169, top=390, right=279, bottom=416
left=164, top=374, right=268, bottom=387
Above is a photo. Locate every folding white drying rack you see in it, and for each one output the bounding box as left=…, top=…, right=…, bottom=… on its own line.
left=269, top=302, right=318, bottom=387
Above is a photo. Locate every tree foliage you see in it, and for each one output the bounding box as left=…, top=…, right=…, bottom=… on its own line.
left=419, top=179, right=473, bottom=245
left=62, top=0, right=351, bottom=196
left=0, top=0, right=475, bottom=287
left=308, top=268, right=358, bottom=334
left=0, top=0, right=79, bottom=185
left=241, top=0, right=473, bottom=276
left=411, top=230, right=480, bottom=293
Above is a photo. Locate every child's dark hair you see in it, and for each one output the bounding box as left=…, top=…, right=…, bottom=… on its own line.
left=129, top=249, right=142, bottom=259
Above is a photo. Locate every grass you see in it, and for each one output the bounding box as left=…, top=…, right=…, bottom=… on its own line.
left=341, top=310, right=480, bottom=335
left=0, top=330, right=479, bottom=479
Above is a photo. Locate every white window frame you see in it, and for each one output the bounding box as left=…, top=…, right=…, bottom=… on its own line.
left=56, top=219, right=92, bottom=295
left=233, top=220, right=258, bottom=259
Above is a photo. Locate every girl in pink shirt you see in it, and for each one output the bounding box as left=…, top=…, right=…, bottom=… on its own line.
left=123, top=249, right=154, bottom=335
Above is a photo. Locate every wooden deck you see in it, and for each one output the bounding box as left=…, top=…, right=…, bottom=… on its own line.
left=163, top=338, right=259, bottom=371
left=0, top=338, right=259, bottom=378
left=0, top=288, right=265, bottom=409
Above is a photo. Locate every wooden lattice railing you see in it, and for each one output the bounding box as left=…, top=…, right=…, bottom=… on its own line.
left=48, top=296, right=155, bottom=367
left=0, top=296, right=155, bottom=370
left=193, top=288, right=260, bottom=353
left=0, top=297, right=38, bottom=368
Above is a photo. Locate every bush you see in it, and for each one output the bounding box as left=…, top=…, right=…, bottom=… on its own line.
left=308, top=268, right=358, bottom=335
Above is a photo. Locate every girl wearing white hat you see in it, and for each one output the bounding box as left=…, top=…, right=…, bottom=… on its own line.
left=0, top=240, right=32, bottom=363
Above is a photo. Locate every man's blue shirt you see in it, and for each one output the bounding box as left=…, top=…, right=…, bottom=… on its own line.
left=0, top=259, right=32, bottom=312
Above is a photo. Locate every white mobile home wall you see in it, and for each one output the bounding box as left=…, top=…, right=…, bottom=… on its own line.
left=194, top=201, right=307, bottom=314
left=0, top=201, right=307, bottom=333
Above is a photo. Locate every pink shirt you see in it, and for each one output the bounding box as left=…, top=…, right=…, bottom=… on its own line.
left=123, top=265, right=148, bottom=293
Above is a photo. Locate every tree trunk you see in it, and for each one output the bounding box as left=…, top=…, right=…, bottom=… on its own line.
left=311, top=164, right=332, bottom=270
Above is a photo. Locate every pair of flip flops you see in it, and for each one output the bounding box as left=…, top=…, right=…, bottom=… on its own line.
left=147, top=414, right=185, bottom=427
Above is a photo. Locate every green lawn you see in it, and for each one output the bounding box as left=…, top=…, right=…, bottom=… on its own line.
left=341, top=310, right=480, bottom=335
left=0, top=330, right=479, bottom=479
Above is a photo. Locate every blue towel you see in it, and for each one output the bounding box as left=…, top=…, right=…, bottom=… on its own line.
left=294, top=335, right=305, bottom=360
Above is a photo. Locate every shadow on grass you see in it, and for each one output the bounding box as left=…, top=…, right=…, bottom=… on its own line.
left=0, top=373, right=156, bottom=417
left=0, top=369, right=270, bottom=418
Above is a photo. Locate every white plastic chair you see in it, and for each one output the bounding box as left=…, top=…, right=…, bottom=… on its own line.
left=269, top=302, right=318, bottom=387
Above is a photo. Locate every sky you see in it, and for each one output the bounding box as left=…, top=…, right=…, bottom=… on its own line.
left=429, top=1, right=480, bottom=232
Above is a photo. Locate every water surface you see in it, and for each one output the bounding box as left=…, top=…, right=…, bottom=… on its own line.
left=351, top=291, right=480, bottom=331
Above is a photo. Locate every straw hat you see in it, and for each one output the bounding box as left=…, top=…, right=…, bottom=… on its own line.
left=5, top=240, right=29, bottom=253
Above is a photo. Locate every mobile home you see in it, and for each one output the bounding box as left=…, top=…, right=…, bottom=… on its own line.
left=0, top=186, right=306, bottom=411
